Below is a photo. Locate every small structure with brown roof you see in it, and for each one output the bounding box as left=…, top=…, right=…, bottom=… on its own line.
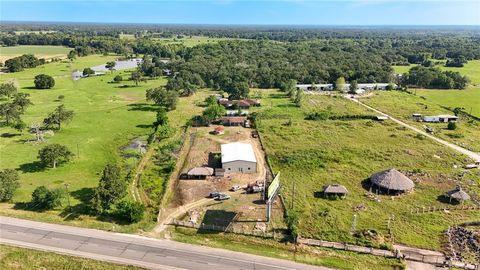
left=370, top=168, right=415, bottom=194
left=221, top=116, right=248, bottom=127
left=446, top=187, right=470, bottom=203
left=323, top=184, right=348, bottom=198
left=186, top=167, right=214, bottom=179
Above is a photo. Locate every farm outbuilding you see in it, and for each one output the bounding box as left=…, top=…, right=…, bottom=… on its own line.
left=323, top=184, right=348, bottom=198
left=446, top=187, right=470, bottom=203
left=370, top=168, right=415, bottom=194
left=423, top=115, right=458, bottom=123
left=221, top=142, right=257, bottom=173
left=186, top=167, right=214, bottom=179
left=221, top=116, right=248, bottom=127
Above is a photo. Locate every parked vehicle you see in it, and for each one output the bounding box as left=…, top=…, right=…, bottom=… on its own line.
left=230, top=185, right=241, bottom=192
left=216, top=194, right=231, bottom=201
left=209, top=191, right=220, bottom=198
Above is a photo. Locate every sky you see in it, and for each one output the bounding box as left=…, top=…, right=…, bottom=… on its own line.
left=1, top=0, right=479, bottom=25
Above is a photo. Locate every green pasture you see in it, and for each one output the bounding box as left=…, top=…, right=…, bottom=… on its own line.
left=254, top=90, right=480, bottom=250
left=0, top=45, right=72, bottom=62
left=362, top=91, right=480, bottom=152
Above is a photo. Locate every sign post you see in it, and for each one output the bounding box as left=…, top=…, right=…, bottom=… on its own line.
left=266, top=172, right=281, bottom=223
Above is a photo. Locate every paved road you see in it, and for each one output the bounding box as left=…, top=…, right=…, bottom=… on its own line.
left=351, top=97, right=480, bottom=162
left=0, top=216, right=328, bottom=270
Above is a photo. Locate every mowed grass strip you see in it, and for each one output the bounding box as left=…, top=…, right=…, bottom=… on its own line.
left=0, top=245, right=144, bottom=270
left=254, top=90, right=480, bottom=250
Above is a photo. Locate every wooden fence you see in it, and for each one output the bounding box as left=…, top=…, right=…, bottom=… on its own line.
left=410, top=204, right=478, bottom=214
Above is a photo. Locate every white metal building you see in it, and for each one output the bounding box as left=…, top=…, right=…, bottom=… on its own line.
left=221, top=142, right=257, bottom=173
left=423, top=115, right=458, bottom=123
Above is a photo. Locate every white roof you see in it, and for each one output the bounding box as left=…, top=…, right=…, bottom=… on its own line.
left=221, top=142, right=257, bottom=163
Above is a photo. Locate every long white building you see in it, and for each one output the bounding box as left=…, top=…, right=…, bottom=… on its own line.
left=296, top=83, right=394, bottom=91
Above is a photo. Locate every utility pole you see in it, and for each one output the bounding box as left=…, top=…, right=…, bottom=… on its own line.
left=291, top=182, right=296, bottom=209
left=351, top=213, right=357, bottom=234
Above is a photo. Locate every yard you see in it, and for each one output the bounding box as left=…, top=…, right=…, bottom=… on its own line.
left=254, top=90, right=480, bottom=250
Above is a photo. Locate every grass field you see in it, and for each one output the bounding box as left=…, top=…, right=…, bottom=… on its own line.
left=253, top=90, right=480, bottom=250
left=155, top=36, right=244, bottom=47
left=392, top=60, right=480, bottom=85
left=0, top=55, right=168, bottom=231
left=361, top=90, right=480, bottom=152
left=416, top=87, right=480, bottom=117
left=0, top=45, right=72, bottom=63
left=0, top=245, right=143, bottom=270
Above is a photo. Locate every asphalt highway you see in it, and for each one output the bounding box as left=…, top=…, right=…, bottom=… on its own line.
left=0, top=216, right=330, bottom=270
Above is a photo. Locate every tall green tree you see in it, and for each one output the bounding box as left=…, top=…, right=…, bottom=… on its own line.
left=334, top=77, right=346, bottom=92
left=130, top=71, right=143, bottom=86
left=115, top=199, right=145, bottom=223
left=67, top=50, right=77, bottom=61
left=0, top=169, right=20, bottom=202
left=82, top=67, right=95, bottom=76
left=38, top=144, right=74, bottom=168
left=294, top=88, right=303, bottom=107
left=349, top=80, right=358, bottom=94
left=92, top=164, right=127, bottom=213
left=146, top=87, right=179, bottom=110
left=0, top=103, right=21, bottom=125
left=202, top=103, right=226, bottom=124
left=43, top=104, right=74, bottom=130
left=227, top=81, right=249, bottom=100
left=105, top=61, right=116, bottom=72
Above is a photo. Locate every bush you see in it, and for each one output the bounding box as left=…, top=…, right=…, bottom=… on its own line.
left=34, top=74, right=55, bottom=89
left=113, top=75, right=123, bottom=82
left=0, top=169, right=20, bottom=202
left=447, top=121, right=457, bottom=130
left=31, top=186, right=63, bottom=210
left=115, top=200, right=145, bottom=223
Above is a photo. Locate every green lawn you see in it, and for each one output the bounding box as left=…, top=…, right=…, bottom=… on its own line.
left=0, top=55, right=169, bottom=231
left=362, top=90, right=480, bottom=152
left=0, top=245, right=143, bottom=270
left=0, top=45, right=72, bottom=62
left=416, top=86, right=480, bottom=118
left=254, top=90, right=480, bottom=250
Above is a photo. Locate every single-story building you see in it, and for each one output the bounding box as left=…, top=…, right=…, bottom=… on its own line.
left=218, top=99, right=260, bottom=109
left=221, top=116, right=248, bottom=127
left=221, top=142, right=257, bottom=173
left=186, top=167, right=214, bottom=179
left=412, top=113, right=423, bottom=121
left=323, top=184, right=348, bottom=198
left=297, top=83, right=394, bottom=92
left=423, top=115, right=458, bottom=123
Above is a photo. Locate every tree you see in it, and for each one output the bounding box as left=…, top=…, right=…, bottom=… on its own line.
left=82, top=67, right=95, bottom=76
left=38, top=144, right=73, bottom=168
left=105, top=61, right=116, bottom=72
left=154, top=107, right=169, bottom=128
left=13, top=92, right=33, bottom=111
left=31, top=186, right=63, bottom=210
left=130, top=71, right=143, bottom=86
left=0, top=82, right=17, bottom=98
left=202, top=104, right=226, bottom=124
left=349, top=80, right=358, bottom=94
left=227, top=81, right=249, bottom=100
left=182, top=82, right=197, bottom=97
left=334, top=77, right=346, bottom=92
left=13, top=120, right=27, bottom=133
left=0, top=103, right=21, bottom=125
left=204, top=95, right=218, bottom=106
left=67, top=50, right=77, bottom=61
left=91, top=164, right=127, bottom=213
left=115, top=199, right=145, bottom=223
left=294, top=88, right=303, bottom=107
left=447, top=121, right=457, bottom=130
left=146, top=87, right=179, bottom=110
left=113, top=75, right=123, bottom=83
left=0, top=169, right=20, bottom=202
left=34, top=74, right=55, bottom=89
left=43, top=104, right=74, bottom=130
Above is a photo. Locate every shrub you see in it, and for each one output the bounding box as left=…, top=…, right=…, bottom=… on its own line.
left=31, top=186, right=63, bottom=210
left=447, top=121, right=457, bottom=130
left=113, top=75, right=123, bottom=82
left=115, top=199, right=145, bottom=223
left=0, top=169, right=20, bottom=202
left=34, top=74, right=55, bottom=89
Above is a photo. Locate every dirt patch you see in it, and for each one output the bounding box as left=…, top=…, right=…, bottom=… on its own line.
left=117, top=92, right=141, bottom=102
